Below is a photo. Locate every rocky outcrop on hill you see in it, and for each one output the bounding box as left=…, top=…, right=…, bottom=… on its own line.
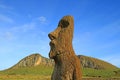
left=78, top=55, right=102, bottom=69
left=78, top=55, right=118, bottom=70
left=11, top=53, right=54, bottom=69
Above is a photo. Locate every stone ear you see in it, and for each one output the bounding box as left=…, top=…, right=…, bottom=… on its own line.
left=61, top=20, right=69, bottom=28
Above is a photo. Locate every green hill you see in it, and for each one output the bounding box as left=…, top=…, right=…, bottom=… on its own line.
left=78, top=55, right=118, bottom=70
left=0, top=53, right=119, bottom=78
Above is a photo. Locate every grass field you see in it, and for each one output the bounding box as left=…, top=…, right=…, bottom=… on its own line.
left=0, top=65, right=52, bottom=80
left=0, top=65, right=53, bottom=76
left=82, top=68, right=119, bottom=77
left=0, top=75, right=120, bottom=80
left=0, top=75, right=50, bottom=80
left=0, top=65, right=120, bottom=80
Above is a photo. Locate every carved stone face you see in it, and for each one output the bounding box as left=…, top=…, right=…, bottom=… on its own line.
left=48, top=16, right=74, bottom=59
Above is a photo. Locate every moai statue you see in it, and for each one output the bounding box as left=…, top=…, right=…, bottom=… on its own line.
left=48, top=15, right=82, bottom=80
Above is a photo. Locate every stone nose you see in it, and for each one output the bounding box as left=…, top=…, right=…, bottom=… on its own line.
left=48, top=32, right=56, bottom=40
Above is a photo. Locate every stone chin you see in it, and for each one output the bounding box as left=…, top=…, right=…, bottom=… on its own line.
left=49, top=42, right=56, bottom=59
left=49, top=46, right=63, bottom=59
left=49, top=48, right=60, bottom=59
left=49, top=50, right=55, bottom=59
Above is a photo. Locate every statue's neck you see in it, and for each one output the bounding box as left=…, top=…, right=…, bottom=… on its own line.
left=54, top=49, right=75, bottom=64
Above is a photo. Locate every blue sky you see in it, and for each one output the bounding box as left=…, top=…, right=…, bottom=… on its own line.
left=0, top=0, right=120, bottom=70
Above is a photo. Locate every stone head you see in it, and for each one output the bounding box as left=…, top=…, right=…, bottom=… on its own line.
left=48, top=16, right=74, bottom=59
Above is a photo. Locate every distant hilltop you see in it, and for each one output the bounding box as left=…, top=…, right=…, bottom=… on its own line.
left=10, top=53, right=118, bottom=70
left=11, top=53, right=54, bottom=69
left=78, top=55, right=118, bottom=70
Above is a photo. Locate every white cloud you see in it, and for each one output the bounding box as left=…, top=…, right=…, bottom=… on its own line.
left=0, top=15, right=47, bottom=41
left=11, top=22, right=36, bottom=32
left=0, top=4, right=13, bottom=9
left=0, top=22, right=36, bottom=41
left=22, top=23, right=35, bottom=31
left=0, top=31, right=15, bottom=41
left=38, top=16, right=47, bottom=24
left=0, top=14, right=14, bottom=23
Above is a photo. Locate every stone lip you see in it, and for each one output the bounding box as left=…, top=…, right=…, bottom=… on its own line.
left=9, top=53, right=118, bottom=70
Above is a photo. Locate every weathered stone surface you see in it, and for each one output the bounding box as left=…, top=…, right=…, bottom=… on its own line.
left=78, top=55, right=102, bottom=69
left=48, top=16, right=82, bottom=80
left=11, top=53, right=54, bottom=69
left=78, top=55, right=118, bottom=70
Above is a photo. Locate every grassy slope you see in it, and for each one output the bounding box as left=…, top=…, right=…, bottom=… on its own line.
left=0, top=65, right=53, bottom=80
left=114, top=69, right=120, bottom=77
left=82, top=68, right=120, bottom=78
left=0, top=65, right=119, bottom=78
left=0, top=65, right=53, bottom=76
